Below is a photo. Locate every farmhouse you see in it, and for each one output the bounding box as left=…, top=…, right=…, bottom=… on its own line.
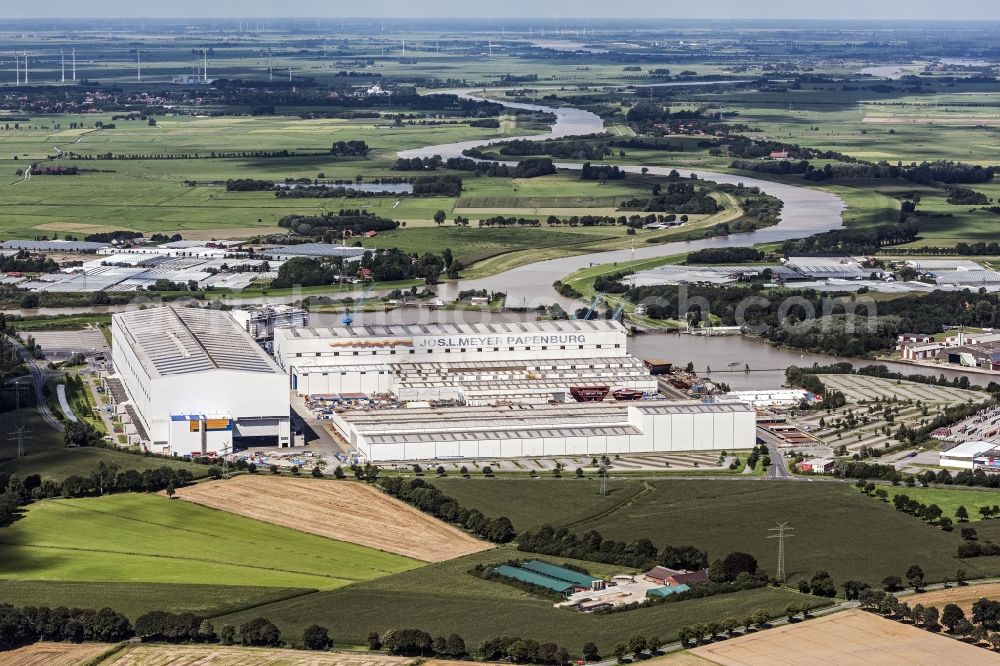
left=110, top=306, right=291, bottom=455
left=643, top=565, right=709, bottom=586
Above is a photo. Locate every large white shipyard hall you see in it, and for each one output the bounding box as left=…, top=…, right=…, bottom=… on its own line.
left=273, top=319, right=648, bottom=400
left=110, top=306, right=291, bottom=456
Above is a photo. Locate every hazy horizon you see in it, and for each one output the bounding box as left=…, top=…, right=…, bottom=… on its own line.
left=7, top=0, right=1000, bottom=21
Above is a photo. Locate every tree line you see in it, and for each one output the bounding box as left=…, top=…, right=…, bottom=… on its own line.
left=277, top=210, right=400, bottom=237
left=0, top=462, right=196, bottom=528
left=488, top=137, right=612, bottom=161
left=619, top=181, right=719, bottom=214
left=515, top=523, right=710, bottom=571
left=580, top=163, right=626, bottom=181
left=686, top=247, right=765, bottom=264
left=376, top=477, right=516, bottom=543
left=858, top=588, right=1000, bottom=653
left=0, top=250, right=58, bottom=274
left=0, top=603, right=351, bottom=653
left=393, top=155, right=557, bottom=179
left=780, top=221, right=919, bottom=255
left=629, top=282, right=1000, bottom=356
left=330, top=140, right=369, bottom=157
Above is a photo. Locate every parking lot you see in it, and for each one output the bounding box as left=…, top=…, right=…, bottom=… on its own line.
left=24, top=328, right=109, bottom=364
left=788, top=374, right=990, bottom=470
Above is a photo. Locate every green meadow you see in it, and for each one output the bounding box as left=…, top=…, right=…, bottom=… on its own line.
left=0, top=493, right=421, bottom=589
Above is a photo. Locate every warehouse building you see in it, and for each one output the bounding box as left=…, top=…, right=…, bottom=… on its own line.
left=940, top=441, right=997, bottom=470
left=332, top=401, right=755, bottom=461
left=275, top=320, right=641, bottom=400
left=275, top=320, right=629, bottom=371
left=110, top=306, right=291, bottom=456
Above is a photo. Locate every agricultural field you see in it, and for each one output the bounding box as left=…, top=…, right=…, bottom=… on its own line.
left=903, top=581, right=1000, bottom=616
left=433, top=478, right=649, bottom=532
left=881, top=487, right=1000, bottom=523
left=689, top=609, right=998, bottom=665
left=0, top=642, right=115, bottom=666
left=172, top=476, right=490, bottom=562
left=213, top=546, right=821, bottom=653
left=0, top=113, right=528, bottom=239
left=0, top=493, right=420, bottom=591
left=97, top=644, right=420, bottom=666
left=431, top=478, right=994, bottom=585
left=0, top=580, right=313, bottom=622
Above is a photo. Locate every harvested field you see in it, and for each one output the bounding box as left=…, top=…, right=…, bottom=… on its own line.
left=905, top=582, right=1000, bottom=616
left=100, top=644, right=418, bottom=666
left=690, top=609, right=998, bottom=665
left=172, top=476, right=491, bottom=562
left=0, top=642, right=114, bottom=666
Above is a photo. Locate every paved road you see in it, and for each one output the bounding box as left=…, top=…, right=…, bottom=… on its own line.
left=756, top=428, right=793, bottom=479
left=4, top=333, right=64, bottom=433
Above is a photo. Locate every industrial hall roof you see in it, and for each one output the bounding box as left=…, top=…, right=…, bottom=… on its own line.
left=114, top=306, right=283, bottom=379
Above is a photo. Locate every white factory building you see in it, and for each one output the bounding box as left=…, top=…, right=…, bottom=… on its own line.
left=274, top=320, right=641, bottom=400
left=272, top=319, right=754, bottom=462
left=333, top=401, right=756, bottom=462
left=110, top=306, right=291, bottom=456
left=940, top=441, right=999, bottom=470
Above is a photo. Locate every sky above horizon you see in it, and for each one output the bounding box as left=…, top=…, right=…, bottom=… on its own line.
left=9, top=0, right=1000, bottom=21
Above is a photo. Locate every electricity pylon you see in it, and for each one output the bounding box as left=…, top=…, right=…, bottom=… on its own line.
left=768, top=522, right=794, bottom=583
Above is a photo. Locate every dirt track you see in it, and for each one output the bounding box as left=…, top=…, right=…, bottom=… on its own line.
left=172, top=476, right=491, bottom=562
left=691, top=609, right=999, bottom=665
left=0, top=642, right=114, bottom=666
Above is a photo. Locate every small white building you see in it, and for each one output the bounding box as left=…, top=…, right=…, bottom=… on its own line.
left=901, top=342, right=945, bottom=361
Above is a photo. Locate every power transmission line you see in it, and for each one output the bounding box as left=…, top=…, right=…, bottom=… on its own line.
left=767, top=522, right=794, bottom=583
left=8, top=425, right=30, bottom=459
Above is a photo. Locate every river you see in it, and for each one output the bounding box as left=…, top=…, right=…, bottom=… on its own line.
left=399, top=86, right=844, bottom=305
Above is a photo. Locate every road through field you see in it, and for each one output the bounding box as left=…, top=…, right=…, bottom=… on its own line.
left=399, top=87, right=845, bottom=305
